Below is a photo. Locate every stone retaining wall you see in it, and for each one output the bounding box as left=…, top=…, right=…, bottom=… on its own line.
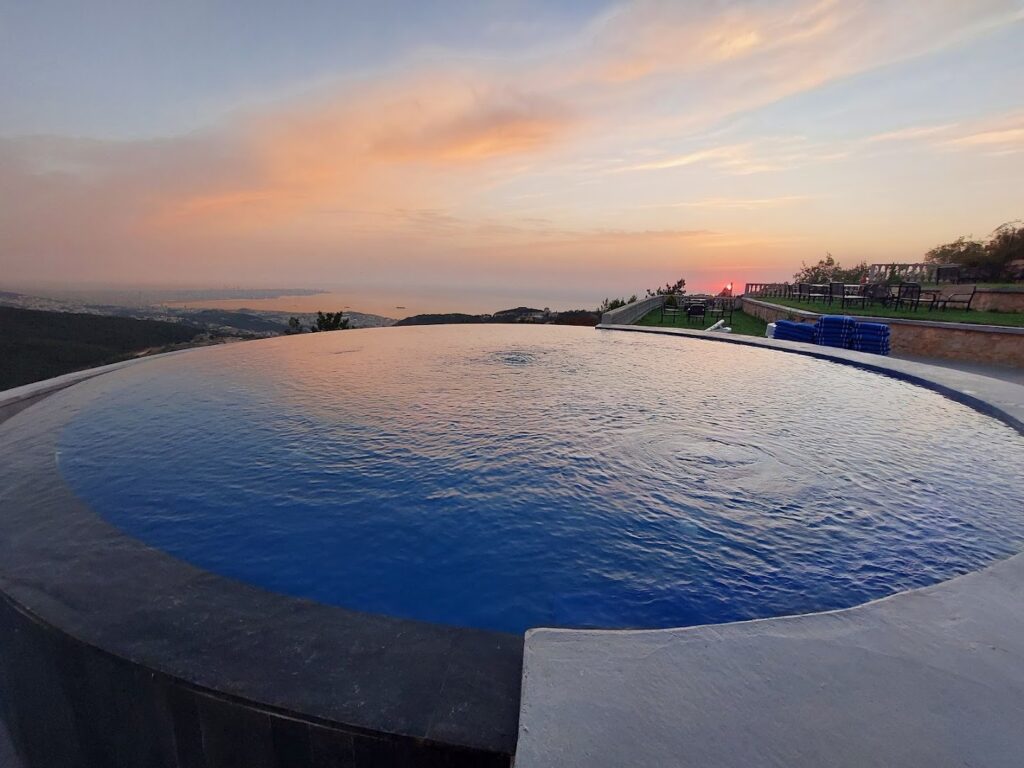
left=968, top=289, right=1024, bottom=313
left=600, top=295, right=664, bottom=325
left=741, top=298, right=1024, bottom=367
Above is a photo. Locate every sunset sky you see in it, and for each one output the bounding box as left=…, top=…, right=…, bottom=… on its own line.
left=2, top=0, right=1023, bottom=308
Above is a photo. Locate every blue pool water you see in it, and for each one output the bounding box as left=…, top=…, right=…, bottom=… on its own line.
left=57, top=326, right=1024, bottom=634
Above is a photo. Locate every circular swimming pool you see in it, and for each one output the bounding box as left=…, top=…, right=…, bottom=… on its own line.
left=39, top=325, right=1024, bottom=633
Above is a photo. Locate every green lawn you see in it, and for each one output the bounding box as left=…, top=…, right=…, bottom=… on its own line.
left=636, top=308, right=768, bottom=338
left=759, top=297, right=1024, bottom=327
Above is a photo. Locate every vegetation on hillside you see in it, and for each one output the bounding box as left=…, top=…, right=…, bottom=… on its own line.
left=395, top=312, right=494, bottom=326
left=0, top=307, right=202, bottom=390
left=925, top=221, right=1024, bottom=281
left=793, top=254, right=869, bottom=285
left=597, top=296, right=637, bottom=313
left=395, top=307, right=600, bottom=327
left=314, top=311, right=350, bottom=331
left=599, top=277, right=689, bottom=315
left=186, top=309, right=287, bottom=333
left=645, top=277, right=687, bottom=296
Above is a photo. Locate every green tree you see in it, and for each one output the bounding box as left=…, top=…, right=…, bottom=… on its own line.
left=285, top=316, right=303, bottom=334
left=315, top=311, right=350, bottom=331
left=924, top=222, right=1023, bottom=280
left=986, top=221, right=1024, bottom=274
left=793, top=254, right=867, bottom=284
left=924, top=236, right=986, bottom=267
left=646, top=277, right=687, bottom=297
left=597, top=295, right=637, bottom=313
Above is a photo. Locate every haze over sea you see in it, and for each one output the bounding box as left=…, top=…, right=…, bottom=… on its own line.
left=163, top=287, right=602, bottom=318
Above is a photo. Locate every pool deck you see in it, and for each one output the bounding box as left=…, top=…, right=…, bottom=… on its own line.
left=515, top=324, right=1024, bottom=768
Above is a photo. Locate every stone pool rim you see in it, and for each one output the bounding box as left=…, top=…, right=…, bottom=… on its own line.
left=1, top=327, right=1022, bottom=767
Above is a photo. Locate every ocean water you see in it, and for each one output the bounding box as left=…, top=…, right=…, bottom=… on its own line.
left=57, top=325, right=1024, bottom=634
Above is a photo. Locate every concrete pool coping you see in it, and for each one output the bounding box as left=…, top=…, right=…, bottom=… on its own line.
left=515, top=324, right=1024, bottom=768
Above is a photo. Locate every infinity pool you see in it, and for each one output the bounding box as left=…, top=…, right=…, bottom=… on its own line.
left=56, top=325, right=1024, bottom=633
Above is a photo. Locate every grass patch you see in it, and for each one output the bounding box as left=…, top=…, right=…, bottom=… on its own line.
left=636, top=308, right=768, bottom=338
left=759, top=297, right=1024, bottom=327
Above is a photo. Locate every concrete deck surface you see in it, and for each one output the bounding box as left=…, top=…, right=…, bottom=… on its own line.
left=516, top=325, right=1024, bottom=768
left=517, top=552, right=1024, bottom=768
left=892, top=353, right=1024, bottom=385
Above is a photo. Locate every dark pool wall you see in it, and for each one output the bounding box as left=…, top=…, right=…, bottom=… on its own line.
left=0, top=383, right=519, bottom=768
left=0, top=595, right=509, bottom=768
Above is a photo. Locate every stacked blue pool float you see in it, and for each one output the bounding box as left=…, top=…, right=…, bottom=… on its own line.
left=850, top=321, right=891, bottom=355
left=771, top=316, right=891, bottom=356
left=815, top=315, right=857, bottom=349
left=772, top=320, right=817, bottom=344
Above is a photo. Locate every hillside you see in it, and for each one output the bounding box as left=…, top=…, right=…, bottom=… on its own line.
left=0, top=307, right=202, bottom=391
left=393, top=313, right=485, bottom=326
left=395, top=307, right=599, bottom=327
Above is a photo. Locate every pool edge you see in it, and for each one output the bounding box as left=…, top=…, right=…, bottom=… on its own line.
left=0, top=351, right=522, bottom=767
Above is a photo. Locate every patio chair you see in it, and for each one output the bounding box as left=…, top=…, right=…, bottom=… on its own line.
left=840, top=283, right=868, bottom=309
left=934, top=286, right=976, bottom=312
left=828, top=282, right=866, bottom=308
left=893, top=282, right=923, bottom=311
left=828, top=282, right=845, bottom=306
left=719, top=298, right=734, bottom=325
left=660, top=296, right=683, bottom=324
left=864, top=282, right=893, bottom=308
left=705, top=298, right=734, bottom=326
left=686, top=303, right=706, bottom=325
left=794, top=283, right=810, bottom=302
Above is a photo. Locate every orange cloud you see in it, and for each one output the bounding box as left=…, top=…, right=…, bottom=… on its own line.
left=146, top=76, right=575, bottom=231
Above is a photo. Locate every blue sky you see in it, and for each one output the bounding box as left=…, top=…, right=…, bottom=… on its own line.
left=1, top=1, right=608, bottom=137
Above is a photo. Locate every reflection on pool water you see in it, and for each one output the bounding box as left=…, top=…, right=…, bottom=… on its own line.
left=57, top=325, right=1024, bottom=634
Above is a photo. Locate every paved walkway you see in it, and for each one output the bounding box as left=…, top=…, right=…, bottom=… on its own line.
left=892, top=353, right=1024, bottom=385
left=517, top=552, right=1024, bottom=768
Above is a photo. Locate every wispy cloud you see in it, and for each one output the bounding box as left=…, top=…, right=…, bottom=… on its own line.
left=622, top=146, right=747, bottom=172
left=863, top=124, right=959, bottom=143
left=942, top=119, right=1024, bottom=154
left=650, top=195, right=813, bottom=210
left=618, top=136, right=847, bottom=176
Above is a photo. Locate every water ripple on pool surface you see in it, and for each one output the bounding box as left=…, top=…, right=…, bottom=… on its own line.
left=55, top=325, right=1024, bottom=633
